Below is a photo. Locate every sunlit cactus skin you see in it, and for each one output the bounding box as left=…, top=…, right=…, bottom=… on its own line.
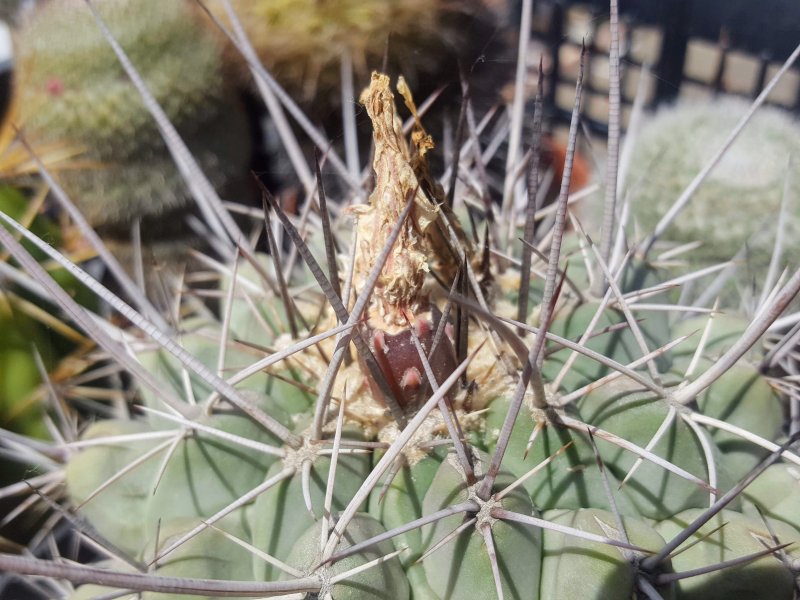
left=367, top=448, right=447, bottom=566
left=485, top=398, right=641, bottom=515
left=283, top=513, right=411, bottom=600
left=420, top=453, right=542, bottom=600
left=2, top=4, right=800, bottom=600
left=578, top=379, right=737, bottom=518
left=64, top=420, right=158, bottom=556
left=670, top=314, right=750, bottom=366
left=249, top=424, right=372, bottom=582
left=544, top=298, right=672, bottom=391
left=147, top=512, right=256, bottom=600
left=693, top=362, right=784, bottom=480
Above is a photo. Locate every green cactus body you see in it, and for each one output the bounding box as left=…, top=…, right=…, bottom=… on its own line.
left=694, top=362, right=784, bottom=480
left=671, top=314, right=751, bottom=368
left=249, top=427, right=372, bottom=581
left=543, top=261, right=673, bottom=392
left=485, top=399, right=639, bottom=515
left=3, top=17, right=799, bottom=599
left=577, top=380, right=735, bottom=519
left=404, top=562, right=440, bottom=600
left=223, top=254, right=298, bottom=346
left=283, top=513, right=411, bottom=600
left=143, top=511, right=255, bottom=600
left=262, top=367, right=317, bottom=418
left=66, top=560, right=138, bottom=600
left=367, top=448, right=447, bottom=565
left=421, top=452, right=542, bottom=600
left=65, top=419, right=159, bottom=556
left=144, top=410, right=287, bottom=530
left=545, top=301, right=671, bottom=392
left=136, top=319, right=272, bottom=409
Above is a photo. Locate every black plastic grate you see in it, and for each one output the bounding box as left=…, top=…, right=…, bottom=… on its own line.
left=526, top=0, right=800, bottom=133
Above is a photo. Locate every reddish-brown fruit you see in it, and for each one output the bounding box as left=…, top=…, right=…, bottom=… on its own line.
left=365, top=309, right=458, bottom=412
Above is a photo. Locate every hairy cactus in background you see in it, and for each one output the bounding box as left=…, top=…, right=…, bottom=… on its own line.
left=627, top=97, right=800, bottom=268
left=1, top=3, right=800, bottom=600
left=15, top=0, right=252, bottom=248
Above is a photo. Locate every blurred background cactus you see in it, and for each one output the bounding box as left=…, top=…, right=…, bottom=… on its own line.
left=627, top=97, right=800, bottom=267
left=15, top=0, right=253, bottom=267
left=208, top=0, right=507, bottom=113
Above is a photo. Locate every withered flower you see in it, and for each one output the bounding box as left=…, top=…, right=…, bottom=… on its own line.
left=352, top=72, right=468, bottom=410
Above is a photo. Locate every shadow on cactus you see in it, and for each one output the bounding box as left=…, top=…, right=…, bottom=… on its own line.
left=0, top=2, right=800, bottom=600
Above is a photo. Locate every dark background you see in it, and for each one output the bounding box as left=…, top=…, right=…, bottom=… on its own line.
left=568, top=0, right=800, bottom=61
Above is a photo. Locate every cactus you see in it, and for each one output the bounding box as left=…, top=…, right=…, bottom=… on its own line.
left=1, top=4, right=800, bottom=600
left=627, top=96, right=800, bottom=268
left=207, top=0, right=500, bottom=108
left=15, top=0, right=252, bottom=233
